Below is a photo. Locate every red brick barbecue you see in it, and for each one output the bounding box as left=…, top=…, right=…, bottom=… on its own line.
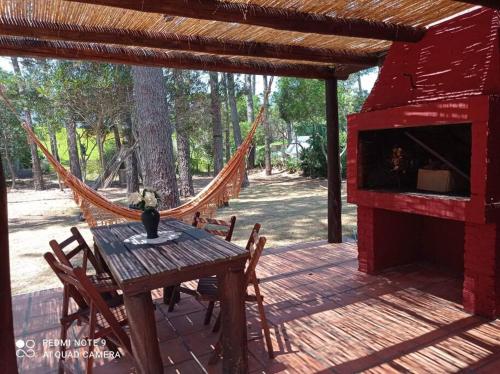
left=347, top=8, right=500, bottom=318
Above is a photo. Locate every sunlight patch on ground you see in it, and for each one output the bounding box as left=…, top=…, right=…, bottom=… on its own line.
left=7, top=172, right=357, bottom=295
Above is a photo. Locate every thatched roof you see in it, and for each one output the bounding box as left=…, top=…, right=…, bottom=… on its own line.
left=0, top=0, right=485, bottom=78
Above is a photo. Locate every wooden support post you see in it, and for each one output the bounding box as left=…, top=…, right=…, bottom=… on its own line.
left=218, top=263, right=248, bottom=373
left=0, top=156, right=17, bottom=372
left=326, top=79, right=342, bottom=243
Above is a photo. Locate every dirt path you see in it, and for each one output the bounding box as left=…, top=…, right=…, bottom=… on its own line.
left=7, top=171, right=356, bottom=295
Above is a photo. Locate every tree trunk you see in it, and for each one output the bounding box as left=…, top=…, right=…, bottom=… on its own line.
left=225, top=120, right=231, bottom=163
left=173, top=70, right=194, bottom=197
left=66, top=119, right=83, bottom=181
left=25, top=111, right=44, bottom=190
left=226, top=73, right=242, bottom=146
left=246, top=75, right=256, bottom=169
left=132, top=66, right=179, bottom=209
left=245, top=75, right=255, bottom=124
left=226, top=73, right=249, bottom=186
left=123, top=111, right=139, bottom=193
left=286, top=121, right=293, bottom=145
left=112, top=124, right=126, bottom=185
left=48, top=128, right=63, bottom=190
left=113, top=125, right=122, bottom=150
left=96, top=126, right=106, bottom=173
left=11, top=58, right=44, bottom=190
left=248, top=141, right=256, bottom=169
left=5, top=156, right=16, bottom=189
left=2, top=142, right=16, bottom=189
left=221, top=74, right=231, bottom=163
left=49, top=130, right=60, bottom=162
left=209, top=72, right=224, bottom=176
left=176, top=131, right=194, bottom=197
left=263, top=75, right=272, bottom=176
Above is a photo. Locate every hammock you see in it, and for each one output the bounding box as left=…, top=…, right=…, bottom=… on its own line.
left=9, top=79, right=272, bottom=227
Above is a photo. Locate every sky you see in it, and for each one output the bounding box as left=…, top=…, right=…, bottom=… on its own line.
left=0, top=57, right=11, bottom=72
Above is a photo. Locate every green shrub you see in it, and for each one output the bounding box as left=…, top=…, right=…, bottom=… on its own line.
left=300, top=131, right=327, bottom=178
left=285, top=158, right=301, bottom=173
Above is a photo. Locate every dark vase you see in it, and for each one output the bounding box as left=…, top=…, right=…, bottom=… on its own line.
left=141, top=208, right=160, bottom=239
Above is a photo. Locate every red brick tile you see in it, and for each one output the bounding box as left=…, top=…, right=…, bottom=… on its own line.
left=159, top=337, right=192, bottom=366
left=168, top=310, right=212, bottom=335
left=163, top=359, right=205, bottom=373
left=158, top=295, right=206, bottom=318
left=93, top=357, right=135, bottom=374
left=156, top=320, right=177, bottom=342
left=13, top=241, right=498, bottom=373
left=181, top=330, right=219, bottom=356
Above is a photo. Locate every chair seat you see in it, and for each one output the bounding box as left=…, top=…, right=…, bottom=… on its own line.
left=89, top=273, right=118, bottom=290
left=97, top=303, right=128, bottom=330
left=74, top=295, right=127, bottom=330
left=196, top=277, right=218, bottom=296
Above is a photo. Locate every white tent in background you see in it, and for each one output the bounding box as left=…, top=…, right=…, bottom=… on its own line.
left=285, top=135, right=311, bottom=158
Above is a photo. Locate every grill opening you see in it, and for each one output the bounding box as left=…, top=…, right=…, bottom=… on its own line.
left=358, top=124, right=471, bottom=197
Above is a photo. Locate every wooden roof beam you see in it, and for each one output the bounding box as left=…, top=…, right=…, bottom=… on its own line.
left=0, top=19, right=378, bottom=66
left=453, top=1, right=500, bottom=9
left=0, top=36, right=360, bottom=79
left=70, top=0, right=427, bottom=42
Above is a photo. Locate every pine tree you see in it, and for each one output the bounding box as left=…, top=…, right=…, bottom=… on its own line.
left=209, top=72, right=224, bottom=176
left=132, top=66, right=180, bottom=209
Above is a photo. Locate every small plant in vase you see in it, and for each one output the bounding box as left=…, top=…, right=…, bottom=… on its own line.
left=128, top=189, right=161, bottom=239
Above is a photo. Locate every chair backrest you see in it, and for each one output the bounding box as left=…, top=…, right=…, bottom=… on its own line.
left=43, top=252, right=132, bottom=356
left=49, top=227, right=102, bottom=273
left=244, top=224, right=266, bottom=288
left=192, top=212, right=237, bottom=242
left=245, top=223, right=261, bottom=251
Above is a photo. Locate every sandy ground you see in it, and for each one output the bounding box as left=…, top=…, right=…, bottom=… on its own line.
left=7, top=170, right=356, bottom=295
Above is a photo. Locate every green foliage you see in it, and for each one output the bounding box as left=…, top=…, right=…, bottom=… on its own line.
left=274, top=78, right=326, bottom=126
left=165, top=69, right=214, bottom=173
left=285, top=157, right=301, bottom=174
left=0, top=57, right=375, bottom=187
left=300, top=127, right=328, bottom=178
left=272, top=71, right=375, bottom=177
left=0, top=69, right=32, bottom=173
left=38, top=127, right=116, bottom=179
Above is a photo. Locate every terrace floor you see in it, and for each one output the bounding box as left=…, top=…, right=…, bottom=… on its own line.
left=13, top=241, right=500, bottom=373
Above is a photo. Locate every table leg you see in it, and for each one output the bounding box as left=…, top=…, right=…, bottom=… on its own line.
left=218, top=263, right=248, bottom=373
left=93, top=243, right=109, bottom=274
left=123, top=292, right=163, bottom=374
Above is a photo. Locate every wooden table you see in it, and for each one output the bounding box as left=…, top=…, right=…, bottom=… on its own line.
left=91, top=219, right=249, bottom=374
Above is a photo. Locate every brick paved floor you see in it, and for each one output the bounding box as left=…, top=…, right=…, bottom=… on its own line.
left=13, top=241, right=500, bottom=373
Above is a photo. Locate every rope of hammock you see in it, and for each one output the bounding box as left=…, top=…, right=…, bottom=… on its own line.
left=1, top=77, right=273, bottom=227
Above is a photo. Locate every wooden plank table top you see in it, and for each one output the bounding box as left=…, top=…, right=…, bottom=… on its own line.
left=91, top=218, right=249, bottom=374
left=91, top=219, right=249, bottom=294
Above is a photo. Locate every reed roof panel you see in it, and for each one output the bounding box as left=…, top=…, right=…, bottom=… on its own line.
left=0, top=0, right=478, bottom=76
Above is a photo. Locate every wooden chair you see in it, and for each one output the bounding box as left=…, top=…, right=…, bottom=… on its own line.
left=49, top=227, right=118, bottom=296
left=163, top=212, right=237, bottom=305
left=44, top=252, right=132, bottom=374
left=192, top=211, right=237, bottom=242
left=49, top=226, right=106, bottom=275
left=174, top=224, right=274, bottom=359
